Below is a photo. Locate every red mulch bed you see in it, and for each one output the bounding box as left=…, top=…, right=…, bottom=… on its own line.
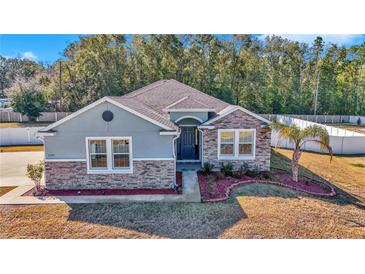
left=198, top=170, right=336, bottom=202
left=23, top=172, right=183, bottom=197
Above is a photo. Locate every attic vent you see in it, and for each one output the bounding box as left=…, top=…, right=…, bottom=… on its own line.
left=102, top=110, right=114, bottom=122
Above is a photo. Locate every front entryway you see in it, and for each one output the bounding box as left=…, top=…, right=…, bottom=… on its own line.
left=177, top=126, right=200, bottom=161
left=176, top=162, right=201, bottom=171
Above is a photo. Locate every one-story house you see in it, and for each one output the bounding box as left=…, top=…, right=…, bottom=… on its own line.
left=38, top=79, right=271, bottom=190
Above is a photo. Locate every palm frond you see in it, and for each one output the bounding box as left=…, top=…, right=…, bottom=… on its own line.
left=299, top=125, right=330, bottom=151
left=302, top=139, right=333, bottom=162
left=271, top=121, right=301, bottom=145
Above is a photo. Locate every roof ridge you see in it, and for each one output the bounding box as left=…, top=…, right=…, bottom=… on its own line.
left=124, top=80, right=168, bottom=98
left=167, top=79, right=229, bottom=105
left=164, top=96, right=189, bottom=109
left=120, top=97, right=170, bottom=120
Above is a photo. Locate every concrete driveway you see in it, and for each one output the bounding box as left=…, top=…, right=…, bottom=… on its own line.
left=0, top=151, right=44, bottom=186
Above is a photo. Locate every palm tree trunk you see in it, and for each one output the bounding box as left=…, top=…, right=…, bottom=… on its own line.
left=292, top=147, right=301, bottom=182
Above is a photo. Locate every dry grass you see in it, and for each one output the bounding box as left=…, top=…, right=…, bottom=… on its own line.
left=0, top=123, right=25, bottom=128
left=0, top=187, right=16, bottom=197
left=325, top=123, right=365, bottom=134
left=221, top=184, right=365, bottom=239
left=0, top=149, right=364, bottom=239
left=0, top=145, right=44, bottom=153
left=273, top=148, right=365, bottom=201
left=0, top=122, right=50, bottom=128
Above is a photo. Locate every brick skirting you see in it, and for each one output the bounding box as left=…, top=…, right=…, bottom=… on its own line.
left=45, top=160, right=175, bottom=190
left=202, top=109, right=271, bottom=171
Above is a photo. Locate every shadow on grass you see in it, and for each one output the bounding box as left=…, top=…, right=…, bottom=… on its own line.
left=271, top=149, right=365, bottom=210
left=66, top=149, right=363, bottom=239
left=67, top=201, right=247, bottom=239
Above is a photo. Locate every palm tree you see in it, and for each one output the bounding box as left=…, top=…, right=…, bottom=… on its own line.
left=271, top=122, right=333, bottom=182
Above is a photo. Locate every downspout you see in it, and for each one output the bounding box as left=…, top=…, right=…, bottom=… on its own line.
left=171, top=128, right=181, bottom=190
left=197, top=127, right=204, bottom=168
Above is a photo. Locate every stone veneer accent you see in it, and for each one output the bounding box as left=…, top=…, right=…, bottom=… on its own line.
left=45, top=160, right=175, bottom=190
left=202, top=109, right=271, bottom=171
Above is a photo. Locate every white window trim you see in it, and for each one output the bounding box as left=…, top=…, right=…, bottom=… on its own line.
left=217, top=129, right=256, bottom=160
left=85, top=137, right=133, bottom=174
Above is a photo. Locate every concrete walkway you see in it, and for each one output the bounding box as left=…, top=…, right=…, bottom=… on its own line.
left=0, top=171, right=201, bottom=204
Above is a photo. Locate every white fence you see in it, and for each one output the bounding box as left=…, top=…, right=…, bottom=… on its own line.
left=349, top=116, right=365, bottom=125
left=260, top=114, right=365, bottom=125
left=0, top=111, right=72, bottom=123
left=0, top=127, right=44, bottom=146
left=272, top=115, right=365, bottom=155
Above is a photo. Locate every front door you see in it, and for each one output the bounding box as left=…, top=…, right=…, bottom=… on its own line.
left=180, top=127, right=195, bottom=160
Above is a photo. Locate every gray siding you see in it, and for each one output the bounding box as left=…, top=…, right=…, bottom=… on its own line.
left=169, top=111, right=208, bottom=123
left=44, top=102, right=174, bottom=159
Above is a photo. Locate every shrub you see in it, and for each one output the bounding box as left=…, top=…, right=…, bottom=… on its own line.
left=259, top=171, right=272, bottom=180
left=246, top=164, right=260, bottom=177
left=220, top=162, right=233, bottom=176
left=238, top=163, right=249, bottom=177
left=26, top=160, right=44, bottom=194
left=357, top=117, right=362, bottom=126
left=232, top=163, right=249, bottom=179
left=201, top=162, right=214, bottom=175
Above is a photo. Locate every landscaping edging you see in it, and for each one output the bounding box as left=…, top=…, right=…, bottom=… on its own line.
left=198, top=174, right=336, bottom=202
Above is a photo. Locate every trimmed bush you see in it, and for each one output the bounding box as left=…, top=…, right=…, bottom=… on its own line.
left=201, top=162, right=214, bottom=175
left=238, top=163, right=248, bottom=177
left=220, top=162, right=233, bottom=177
left=246, top=164, right=260, bottom=177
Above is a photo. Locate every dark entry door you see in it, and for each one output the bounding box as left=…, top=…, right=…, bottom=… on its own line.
left=180, top=127, right=195, bottom=160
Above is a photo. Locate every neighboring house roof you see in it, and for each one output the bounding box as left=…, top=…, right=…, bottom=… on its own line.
left=41, top=79, right=269, bottom=133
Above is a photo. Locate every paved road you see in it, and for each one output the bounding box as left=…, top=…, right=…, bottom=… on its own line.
left=0, top=151, right=44, bottom=186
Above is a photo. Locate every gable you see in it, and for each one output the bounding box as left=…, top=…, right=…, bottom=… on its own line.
left=202, top=106, right=270, bottom=125
left=208, top=109, right=268, bottom=128
left=49, top=101, right=163, bottom=133
left=41, top=97, right=174, bottom=132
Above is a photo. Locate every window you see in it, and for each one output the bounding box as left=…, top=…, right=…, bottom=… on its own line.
left=87, top=137, right=132, bottom=173
left=239, top=130, right=254, bottom=156
left=218, top=129, right=255, bottom=159
left=220, top=131, right=235, bottom=156
left=89, top=140, right=107, bottom=169
left=112, top=139, right=130, bottom=169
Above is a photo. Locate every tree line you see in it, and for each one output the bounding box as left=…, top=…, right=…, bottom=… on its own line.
left=1, top=34, right=364, bottom=119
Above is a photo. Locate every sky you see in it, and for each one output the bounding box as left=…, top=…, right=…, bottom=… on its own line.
left=1, top=34, right=365, bottom=64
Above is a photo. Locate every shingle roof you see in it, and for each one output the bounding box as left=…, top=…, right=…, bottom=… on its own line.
left=107, top=96, right=178, bottom=130
left=123, top=79, right=229, bottom=114
left=164, top=96, right=214, bottom=110
left=41, top=80, right=268, bottom=133
left=110, top=79, right=230, bottom=129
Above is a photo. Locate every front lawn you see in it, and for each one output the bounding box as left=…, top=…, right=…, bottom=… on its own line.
left=273, top=148, right=365, bottom=201
left=0, top=149, right=364, bottom=239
